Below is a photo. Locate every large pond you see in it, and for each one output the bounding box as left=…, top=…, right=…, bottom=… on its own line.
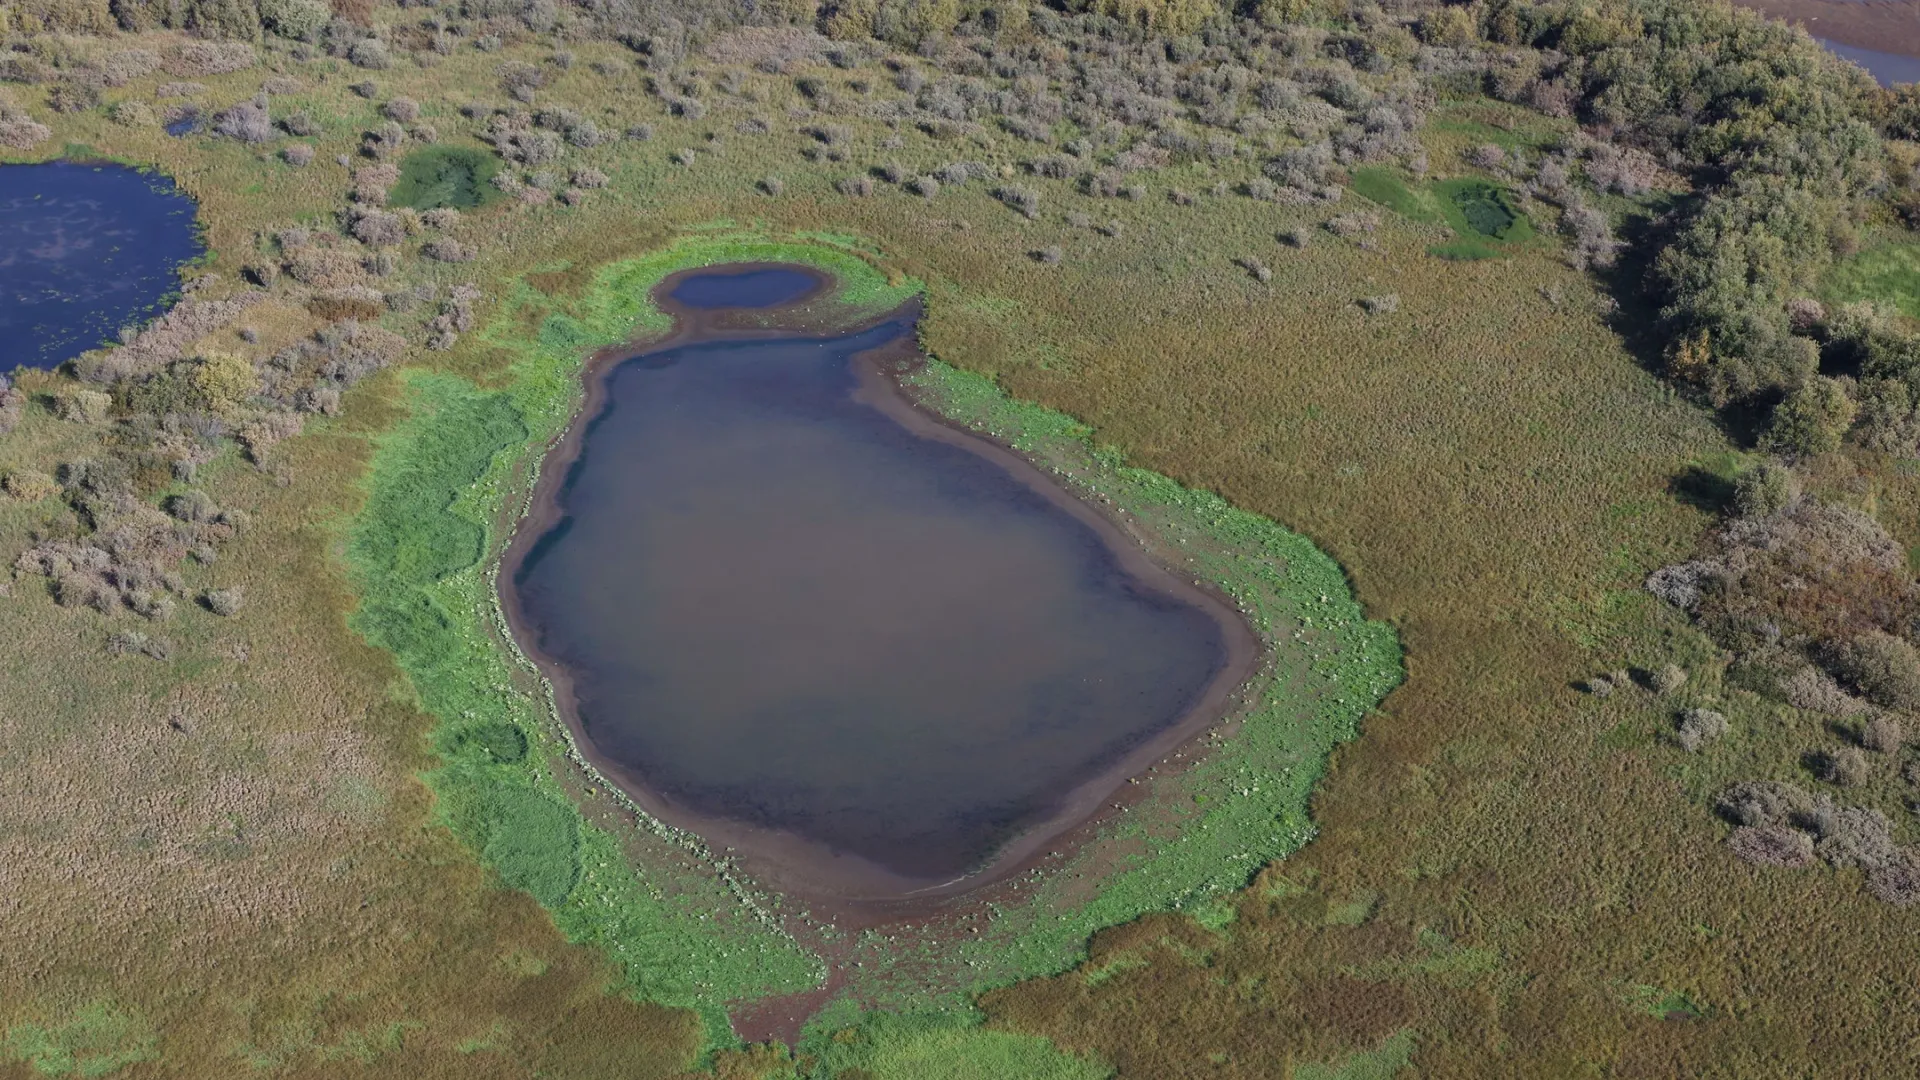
left=508, top=272, right=1254, bottom=897
left=0, top=162, right=203, bottom=371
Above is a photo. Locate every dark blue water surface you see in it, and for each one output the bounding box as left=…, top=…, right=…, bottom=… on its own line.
left=0, top=162, right=203, bottom=370
left=514, top=320, right=1231, bottom=882
left=667, top=267, right=819, bottom=310
left=1820, top=38, right=1920, bottom=87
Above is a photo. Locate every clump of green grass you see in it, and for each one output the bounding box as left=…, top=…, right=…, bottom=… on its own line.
left=1824, top=238, right=1920, bottom=321
left=1434, top=179, right=1532, bottom=244
left=1348, top=167, right=1438, bottom=225
left=2, top=1000, right=157, bottom=1079
left=803, top=1010, right=1113, bottom=1080
left=1627, top=985, right=1708, bottom=1022
left=1294, top=1030, right=1417, bottom=1080
left=1428, top=237, right=1502, bottom=261
left=1348, top=169, right=1533, bottom=261
left=386, top=145, right=502, bottom=211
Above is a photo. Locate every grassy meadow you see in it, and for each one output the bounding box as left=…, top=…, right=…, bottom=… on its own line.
left=1, top=15, right=1918, bottom=1080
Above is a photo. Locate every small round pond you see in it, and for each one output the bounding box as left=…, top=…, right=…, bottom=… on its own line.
left=0, top=162, right=203, bottom=370
left=506, top=269, right=1256, bottom=899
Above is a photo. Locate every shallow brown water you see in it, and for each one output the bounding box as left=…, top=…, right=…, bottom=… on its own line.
left=507, top=272, right=1255, bottom=899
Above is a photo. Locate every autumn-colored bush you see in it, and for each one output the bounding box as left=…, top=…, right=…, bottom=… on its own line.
left=1678, top=499, right=1915, bottom=646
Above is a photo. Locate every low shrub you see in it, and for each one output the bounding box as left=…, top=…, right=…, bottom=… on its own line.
left=108, top=100, right=155, bottom=127
left=1868, top=852, right=1920, bottom=906
left=1717, top=780, right=1816, bottom=828
left=165, top=491, right=218, bottom=524
left=1863, top=715, right=1905, bottom=754
left=203, top=588, right=244, bottom=616
left=1732, top=463, right=1801, bottom=518
left=1, top=470, right=58, bottom=502
left=57, top=390, right=112, bottom=424
left=1728, top=825, right=1815, bottom=868
left=1675, top=708, right=1728, bottom=752
left=1826, top=632, right=1920, bottom=712
left=213, top=97, right=274, bottom=143
left=1814, top=805, right=1896, bottom=869
left=1815, top=746, right=1870, bottom=787
left=349, top=40, right=393, bottom=71
left=422, top=238, right=476, bottom=263
left=995, top=184, right=1039, bottom=218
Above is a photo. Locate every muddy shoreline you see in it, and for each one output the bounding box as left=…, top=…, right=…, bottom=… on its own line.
left=1733, top=0, right=1920, bottom=65
left=495, top=263, right=1264, bottom=929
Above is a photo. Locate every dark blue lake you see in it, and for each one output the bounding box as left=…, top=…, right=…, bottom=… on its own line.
left=510, top=312, right=1248, bottom=893
left=667, top=267, right=819, bottom=310
left=0, top=162, right=203, bottom=371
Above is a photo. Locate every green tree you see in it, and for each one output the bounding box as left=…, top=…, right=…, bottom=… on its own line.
left=1075, top=0, right=1221, bottom=35
left=1763, top=377, right=1857, bottom=457
left=1254, top=0, right=1323, bottom=28
left=1416, top=6, right=1476, bottom=47
left=192, top=352, right=258, bottom=415
left=1731, top=462, right=1801, bottom=518
left=257, top=0, right=328, bottom=39
left=872, top=0, right=960, bottom=47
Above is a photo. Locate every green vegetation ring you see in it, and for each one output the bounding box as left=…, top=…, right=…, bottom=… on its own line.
left=347, top=231, right=1402, bottom=1048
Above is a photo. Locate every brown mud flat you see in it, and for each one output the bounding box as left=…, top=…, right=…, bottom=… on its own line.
left=495, top=264, right=1269, bottom=1039
left=1732, top=0, right=1920, bottom=61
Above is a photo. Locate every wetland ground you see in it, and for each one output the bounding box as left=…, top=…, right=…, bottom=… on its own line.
left=5, top=4, right=1920, bottom=1075
left=350, top=241, right=1395, bottom=1042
